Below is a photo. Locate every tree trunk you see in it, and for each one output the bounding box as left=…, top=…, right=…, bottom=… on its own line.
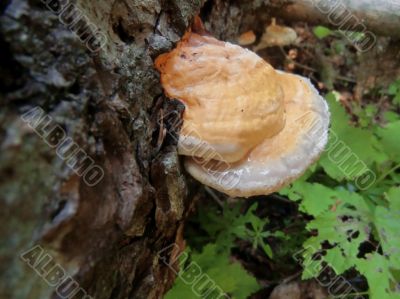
left=1, top=1, right=399, bottom=299
left=1, top=0, right=203, bottom=298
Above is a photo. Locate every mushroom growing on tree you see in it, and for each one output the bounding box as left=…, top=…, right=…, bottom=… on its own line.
left=155, top=18, right=330, bottom=198
left=254, top=18, right=298, bottom=52
left=237, top=30, right=257, bottom=46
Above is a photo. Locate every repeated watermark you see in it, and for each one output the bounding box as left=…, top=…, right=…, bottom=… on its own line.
left=295, top=110, right=376, bottom=190
left=326, top=130, right=376, bottom=190
left=161, top=102, right=377, bottom=192
left=21, top=106, right=104, bottom=187
left=158, top=243, right=229, bottom=299
left=20, top=245, right=93, bottom=299
left=308, top=0, right=376, bottom=52
left=41, top=0, right=107, bottom=53
left=11, top=2, right=395, bottom=299
left=294, top=245, right=366, bottom=299
left=160, top=110, right=241, bottom=191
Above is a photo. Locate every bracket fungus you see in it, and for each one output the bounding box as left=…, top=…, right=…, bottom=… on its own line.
left=155, top=19, right=330, bottom=198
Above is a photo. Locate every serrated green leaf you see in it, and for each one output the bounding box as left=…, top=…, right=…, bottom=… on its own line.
left=324, top=247, right=349, bottom=275
left=356, top=253, right=400, bottom=299
left=373, top=206, right=400, bottom=265
left=280, top=181, right=337, bottom=216
left=298, top=244, right=323, bottom=279
left=166, top=245, right=260, bottom=299
left=296, top=185, right=372, bottom=280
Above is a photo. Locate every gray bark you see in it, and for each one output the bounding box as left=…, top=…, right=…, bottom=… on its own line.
left=0, top=0, right=202, bottom=298
left=1, top=0, right=399, bottom=299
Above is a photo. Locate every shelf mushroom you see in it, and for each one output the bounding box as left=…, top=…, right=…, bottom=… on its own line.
left=155, top=20, right=330, bottom=198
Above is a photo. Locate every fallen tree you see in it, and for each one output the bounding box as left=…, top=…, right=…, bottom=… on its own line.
left=270, top=0, right=400, bottom=38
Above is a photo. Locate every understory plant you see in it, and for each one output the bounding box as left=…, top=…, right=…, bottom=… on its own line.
left=166, top=85, right=400, bottom=299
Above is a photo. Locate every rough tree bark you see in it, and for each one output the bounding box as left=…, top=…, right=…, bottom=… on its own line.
left=0, top=1, right=266, bottom=298
left=0, top=0, right=204, bottom=298
left=1, top=1, right=399, bottom=299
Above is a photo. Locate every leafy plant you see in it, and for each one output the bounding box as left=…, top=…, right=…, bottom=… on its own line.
left=280, top=89, right=400, bottom=299
left=313, top=26, right=334, bottom=39
left=166, top=203, right=287, bottom=299
left=167, top=81, right=400, bottom=299
left=388, top=79, right=400, bottom=105
left=165, top=245, right=260, bottom=299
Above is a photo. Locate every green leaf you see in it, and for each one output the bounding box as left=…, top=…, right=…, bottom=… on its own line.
left=262, top=243, right=273, bottom=259
left=313, top=26, right=333, bottom=39
left=195, top=202, right=285, bottom=261
left=387, top=80, right=400, bottom=105
left=196, top=204, right=245, bottom=250
left=324, top=247, right=349, bottom=275
left=165, top=245, right=260, bottom=299
left=231, top=203, right=278, bottom=258
left=356, top=253, right=400, bottom=299
left=376, top=121, right=400, bottom=163
left=388, top=80, right=400, bottom=95
left=318, top=92, right=387, bottom=181
left=280, top=181, right=337, bottom=216
left=373, top=206, right=400, bottom=265
left=384, top=111, right=400, bottom=123
left=295, top=184, right=372, bottom=276
left=394, top=93, right=400, bottom=105
left=387, top=187, right=400, bottom=211
left=294, top=182, right=400, bottom=299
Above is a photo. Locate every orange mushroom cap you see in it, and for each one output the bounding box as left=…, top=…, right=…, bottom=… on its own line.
left=154, top=23, right=330, bottom=198
left=238, top=30, right=257, bottom=46
left=155, top=32, right=286, bottom=163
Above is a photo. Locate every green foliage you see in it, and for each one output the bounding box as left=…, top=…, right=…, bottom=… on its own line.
left=355, top=104, right=379, bottom=128
left=384, top=111, right=400, bottom=123
left=198, top=203, right=284, bottom=258
left=167, top=79, right=400, bottom=299
left=376, top=121, right=400, bottom=163
left=313, top=26, right=333, bottom=39
left=165, top=245, right=260, bottom=299
left=280, top=85, right=400, bottom=299
left=387, top=79, right=400, bottom=105
left=318, top=92, right=387, bottom=182
left=166, top=203, right=287, bottom=298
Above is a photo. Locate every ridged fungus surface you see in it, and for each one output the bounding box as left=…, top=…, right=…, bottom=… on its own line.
left=155, top=20, right=330, bottom=198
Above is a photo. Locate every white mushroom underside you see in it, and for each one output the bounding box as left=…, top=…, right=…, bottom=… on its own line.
left=183, top=73, right=330, bottom=198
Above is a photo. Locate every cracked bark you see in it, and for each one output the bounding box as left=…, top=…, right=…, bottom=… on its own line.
left=1, top=0, right=399, bottom=299
left=1, top=1, right=202, bottom=298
